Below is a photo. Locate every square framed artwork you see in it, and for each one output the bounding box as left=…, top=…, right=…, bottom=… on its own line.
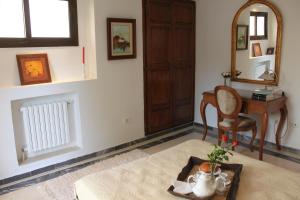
left=16, top=54, right=52, bottom=85
left=107, top=18, right=136, bottom=60
left=252, top=43, right=262, bottom=57
left=236, top=25, right=249, bottom=50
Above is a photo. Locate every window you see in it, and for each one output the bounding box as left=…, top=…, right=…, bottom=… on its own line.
left=0, top=0, right=78, bottom=48
left=249, top=12, right=268, bottom=40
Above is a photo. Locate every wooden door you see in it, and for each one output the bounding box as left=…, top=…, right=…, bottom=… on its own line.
left=172, top=1, right=195, bottom=125
left=144, top=0, right=195, bottom=134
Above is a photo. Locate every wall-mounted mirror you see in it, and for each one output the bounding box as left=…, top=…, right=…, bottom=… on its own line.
left=231, top=0, right=282, bottom=85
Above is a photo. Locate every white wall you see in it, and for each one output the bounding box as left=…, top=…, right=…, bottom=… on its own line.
left=2, top=0, right=299, bottom=180
left=0, top=0, right=144, bottom=179
left=195, top=0, right=300, bottom=150
left=0, top=0, right=97, bottom=87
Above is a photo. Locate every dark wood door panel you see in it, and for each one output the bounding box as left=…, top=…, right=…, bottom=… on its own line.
left=172, top=0, right=195, bottom=127
left=173, top=1, right=195, bottom=25
left=147, top=25, right=171, bottom=69
left=148, top=109, right=172, bottom=133
left=145, top=68, right=172, bottom=133
left=173, top=67, right=194, bottom=101
left=148, top=0, right=172, bottom=24
left=173, top=73, right=194, bottom=124
left=147, top=70, right=172, bottom=107
left=173, top=27, right=193, bottom=64
left=174, top=97, right=192, bottom=107
left=174, top=104, right=194, bottom=125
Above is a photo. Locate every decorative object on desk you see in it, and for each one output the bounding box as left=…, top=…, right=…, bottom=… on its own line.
left=221, top=72, right=231, bottom=86
left=16, top=54, right=51, bottom=85
left=266, top=47, right=275, bottom=55
left=107, top=18, right=136, bottom=60
left=252, top=43, right=262, bottom=57
left=221, top=71, right=242, bottom=86
left=252, top=93, right=276, bottom=101
left=236, top=25, right=248, bottom=50
left=252, top=87, right=283, bottom=102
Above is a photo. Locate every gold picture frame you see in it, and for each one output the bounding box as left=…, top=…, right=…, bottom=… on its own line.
left=231, top=0, right=283, bottom=86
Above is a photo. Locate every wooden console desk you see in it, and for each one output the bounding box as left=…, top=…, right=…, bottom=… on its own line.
left=200, top=90, right=288, bottom=160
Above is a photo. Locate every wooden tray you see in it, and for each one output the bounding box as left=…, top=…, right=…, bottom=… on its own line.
left=167, top=157, right=243, bottom=200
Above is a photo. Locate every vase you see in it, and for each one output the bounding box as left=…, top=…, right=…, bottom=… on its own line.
left=224, top=78, right=231, bottom=87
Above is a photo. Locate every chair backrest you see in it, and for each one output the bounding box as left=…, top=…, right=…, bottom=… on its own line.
left=214, top=86, right=242, bottom=119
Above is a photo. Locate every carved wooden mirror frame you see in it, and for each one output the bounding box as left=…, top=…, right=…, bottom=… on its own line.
left=231, top=0, right=283, bottom=85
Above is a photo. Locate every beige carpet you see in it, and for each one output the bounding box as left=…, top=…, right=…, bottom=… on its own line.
left=0, top=150, right=148, bottom=200
left=2, top=134, right=300, bottom=200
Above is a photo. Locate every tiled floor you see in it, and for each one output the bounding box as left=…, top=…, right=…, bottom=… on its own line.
left=1, top=129, right=300, bottom=200
left=143, top=132, right=300, bottom=174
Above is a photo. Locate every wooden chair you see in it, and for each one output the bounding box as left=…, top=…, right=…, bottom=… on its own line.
left=215, top=86, right=257, bottom=151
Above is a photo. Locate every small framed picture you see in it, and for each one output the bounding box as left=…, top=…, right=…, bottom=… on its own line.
left=252, top=43, right=262, bottom=57
left=107, top=18, right=136, bottom=60
left=16, top=54, right=52, bottom=85
left=266, top=47, right=275, bottom=55
left=236, top=25, right=249, bottom=50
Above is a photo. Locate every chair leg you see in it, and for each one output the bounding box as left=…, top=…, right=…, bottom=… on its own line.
left=218, top=129, right=224, bottom=146
left=250, top=126, right=257, bottom=152
left=232, top=131, right=237, bottom=151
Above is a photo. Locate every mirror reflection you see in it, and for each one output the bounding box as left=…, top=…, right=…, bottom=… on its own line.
left=236, top=3, right=277, bottom=81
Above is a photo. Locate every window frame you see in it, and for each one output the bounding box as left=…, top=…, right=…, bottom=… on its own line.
left=250, top=11, right=268, bottom=41
left=0, top=0, right=78, bottom=48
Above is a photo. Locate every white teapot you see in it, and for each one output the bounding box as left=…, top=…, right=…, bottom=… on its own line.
left=187, top=172, right=225, bottom=198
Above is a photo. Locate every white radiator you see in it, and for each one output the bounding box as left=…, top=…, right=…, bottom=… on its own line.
left=20, top=101, right=71, bottom=154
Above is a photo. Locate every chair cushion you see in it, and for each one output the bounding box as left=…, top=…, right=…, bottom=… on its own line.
left=216, top=90, right=237, bottom=115
left=219, top=116, right=256, bottom=129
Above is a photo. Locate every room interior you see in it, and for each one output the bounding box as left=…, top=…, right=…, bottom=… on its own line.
left=0, top=0, right=300, bottom=199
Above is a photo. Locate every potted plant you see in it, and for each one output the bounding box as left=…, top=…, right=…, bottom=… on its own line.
left=207, top=135, right=238, bottom=177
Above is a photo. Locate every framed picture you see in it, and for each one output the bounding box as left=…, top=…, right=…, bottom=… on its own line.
left=252, top=43, right=262, bottom=57
left=236, top=25, right=249, bottom=50
left=16, top=54, right=52, bottom=85
left=266, top=47, right=275, bottom=55
left=107, top=18, right=136, bottom=60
